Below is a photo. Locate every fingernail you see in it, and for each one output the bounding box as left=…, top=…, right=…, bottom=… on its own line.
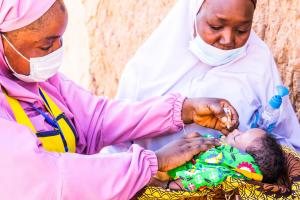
left=221, top=117, right=227, bottom=123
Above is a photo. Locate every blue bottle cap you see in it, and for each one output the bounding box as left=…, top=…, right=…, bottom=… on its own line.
left=269, top=95, right=282, bottom=109
left=268, top=85, right=289, bottom=109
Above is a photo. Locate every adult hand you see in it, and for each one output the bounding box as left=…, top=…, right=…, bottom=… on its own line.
left=181, top=98, right=239, bottom=135
left=155, top=132, right=220, bottom=172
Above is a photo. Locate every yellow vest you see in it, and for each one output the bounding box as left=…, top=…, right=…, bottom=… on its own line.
left=3, top=87, right=76, bottom=153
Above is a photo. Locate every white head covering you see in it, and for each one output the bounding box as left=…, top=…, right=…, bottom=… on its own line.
left=116, top=0, right=204, bottom=100
left=113, top=0, right=300, bottom=152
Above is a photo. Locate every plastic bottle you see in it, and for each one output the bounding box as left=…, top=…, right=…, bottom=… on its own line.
left=250, top=85, right=289, bottom=132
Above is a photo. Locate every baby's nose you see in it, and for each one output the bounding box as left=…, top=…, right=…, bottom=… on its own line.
left=231, top=129, right=241, bottom=135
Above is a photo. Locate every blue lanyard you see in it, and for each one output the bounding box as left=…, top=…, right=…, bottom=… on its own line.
left=31, top=104, right=59, bottom=129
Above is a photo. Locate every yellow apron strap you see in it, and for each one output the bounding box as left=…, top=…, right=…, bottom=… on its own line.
left=3, top=89, right=36, bottom=133
left=3, top=89, right=66, bottom=152
left=39, top=87, right=76, bottom=153
left=38, top=88, right=62, bottom=118
left=2, top=87, right=76, bottom=153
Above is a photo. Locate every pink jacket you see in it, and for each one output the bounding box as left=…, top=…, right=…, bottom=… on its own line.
left=0, top=74, right=185, bottom=200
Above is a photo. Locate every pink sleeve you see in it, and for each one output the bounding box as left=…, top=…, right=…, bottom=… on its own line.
left=0, top=119, right=158, bottom=200
left=56, top=76, right=185, bottom=154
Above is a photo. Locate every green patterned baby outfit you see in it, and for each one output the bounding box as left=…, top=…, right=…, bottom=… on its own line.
left=168, top=144, right=262, bottom=192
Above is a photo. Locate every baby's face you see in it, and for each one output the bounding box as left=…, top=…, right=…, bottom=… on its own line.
left=224, top=128, right=266, bottom=151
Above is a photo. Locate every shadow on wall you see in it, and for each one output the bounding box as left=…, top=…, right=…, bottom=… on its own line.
left=81, top=0, right=178, bottom=98
left=61, top=0, right=90, bottom=90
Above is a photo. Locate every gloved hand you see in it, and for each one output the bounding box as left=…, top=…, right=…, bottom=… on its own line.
left=181, top=98, right=239, bottom=135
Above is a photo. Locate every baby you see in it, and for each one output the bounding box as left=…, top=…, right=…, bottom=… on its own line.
left=167, top=128, right=285, bottom=191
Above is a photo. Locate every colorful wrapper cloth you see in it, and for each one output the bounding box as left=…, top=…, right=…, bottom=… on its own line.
left=168, top=144, right=263, bottom=192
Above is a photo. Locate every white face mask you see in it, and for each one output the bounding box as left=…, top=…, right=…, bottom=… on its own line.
left=2, top=34, right=63, bottom=82
left=189, top=19, right=247, bottom=66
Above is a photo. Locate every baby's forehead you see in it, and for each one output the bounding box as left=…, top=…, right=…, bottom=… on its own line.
left=236, top=129, right=267, bottom=150
left=245, top=134, right=266, bottom=150
left=246, top=128, right=267, bottom=137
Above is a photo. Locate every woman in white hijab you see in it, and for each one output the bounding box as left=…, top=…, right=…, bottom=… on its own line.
left=110, top=0, right=300, bottom=153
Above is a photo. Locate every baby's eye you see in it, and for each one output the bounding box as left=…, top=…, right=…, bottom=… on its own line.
left=233, top=135, right=237, bottom=142
left=233, top=135, right=239, bottom=143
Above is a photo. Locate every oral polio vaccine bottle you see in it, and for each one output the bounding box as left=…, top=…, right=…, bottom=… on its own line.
left=250, top=85, right=289, bottom=132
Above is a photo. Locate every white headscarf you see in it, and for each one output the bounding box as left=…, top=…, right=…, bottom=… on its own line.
left=113, top=0, right=300, bottom=152
left=116, top=0, right=204, bottom=100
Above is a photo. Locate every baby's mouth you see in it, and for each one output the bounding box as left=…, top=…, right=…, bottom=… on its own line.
left=220, top=135, right=228, bottom=145
left=221, top=134, right=235, bottom=146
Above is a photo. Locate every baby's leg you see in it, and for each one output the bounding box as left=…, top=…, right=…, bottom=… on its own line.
left=148, top=177, right=186, bottom=191
left=168, top=179, right=185, bottom=190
